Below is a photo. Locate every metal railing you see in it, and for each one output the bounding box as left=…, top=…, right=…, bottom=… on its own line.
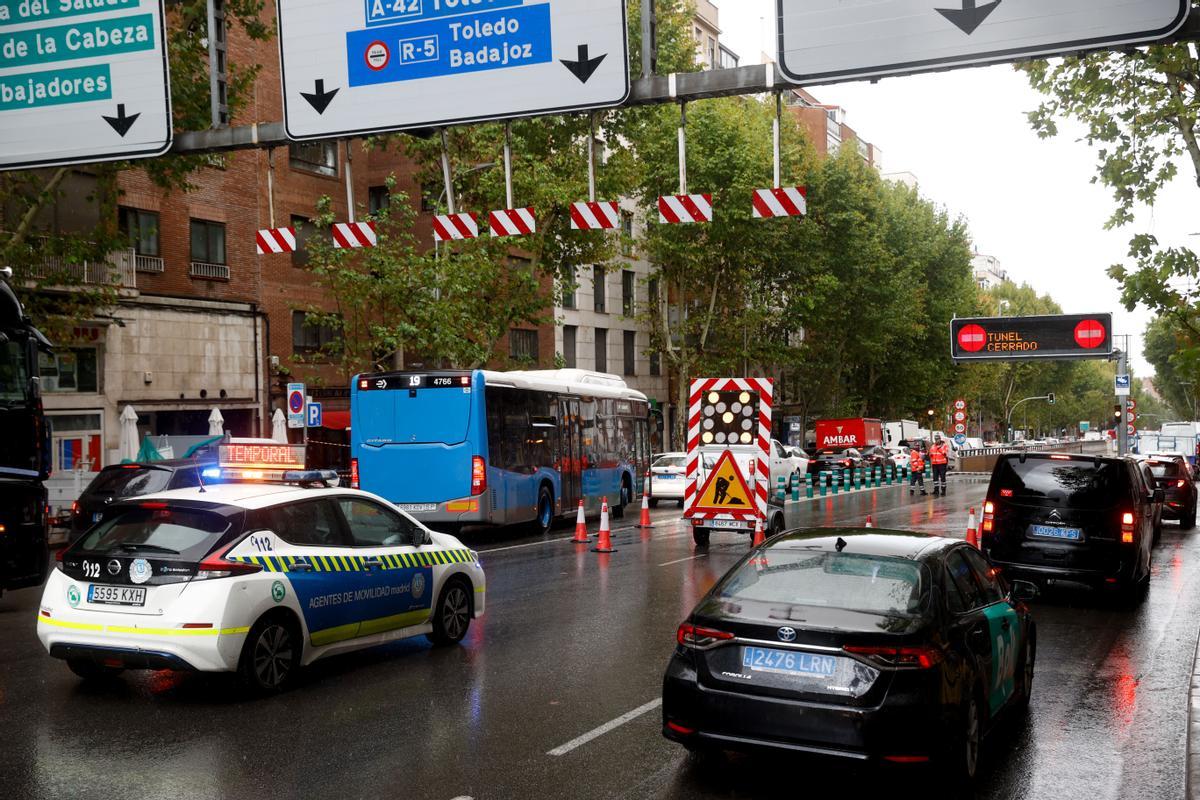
left=26, top=248, right=137, bottom=289
left=189, top=261, right=230, bottom=280
left=134, top=254, right=164, bottom=273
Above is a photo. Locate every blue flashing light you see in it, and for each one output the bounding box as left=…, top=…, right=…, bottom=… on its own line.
left=201, top=468, right=222, bottom=480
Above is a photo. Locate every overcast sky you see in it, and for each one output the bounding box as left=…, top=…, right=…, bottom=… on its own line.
left=718, top=1, right=1198, bottom=374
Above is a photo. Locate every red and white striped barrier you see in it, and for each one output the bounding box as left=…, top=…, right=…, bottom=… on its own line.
left=433, top=213, right=479, bottom=242
left=256, top=227, right=296, bottom=255
left=569, top=201, right=620, bottom=231
left=752, top=187, right=808, bottom=219
left=488, top=207, right=537, bottom=238
left=658, top=193, right=713, bottom=224
left=332, top=221, right=377, bottom=249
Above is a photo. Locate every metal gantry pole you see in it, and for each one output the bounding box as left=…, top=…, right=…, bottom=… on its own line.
left=640, top=0, right=656, bottom=79
left=265, top=147, right=276, bottom=229
left=677, top=101, right=688, bottom=195
left=773, top=91, right=782, bottom=189
left=587, top=113, right=597, bottom=202
left=344, top=140, right=355, bottom=223
left=503, top=121, right=515, bottom=209
left=440, top=129, right=457, bottom=215
left=1117, top=346, right=1129, bottom=456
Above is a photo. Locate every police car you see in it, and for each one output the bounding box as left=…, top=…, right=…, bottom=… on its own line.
left=37, top=443, right=486, bottom=692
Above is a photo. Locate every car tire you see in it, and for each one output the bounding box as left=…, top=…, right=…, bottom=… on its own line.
left=1116, top=574, right=1149, bottom=608
left=238, top=613, right=301, bottom=694
left=677, top=499, right=685, bottom=509
left=692, top=528, right=710, bottom=547
left=1016, top=629, right=1036, bottom=710
left=769, top=514, right=784, bottom=537
left=67, top=658, right=123, bottom=681
left=1183, top=507, right=1197, bottom=531
left=532, top=486, right=554, bottom=537
left=648, top=498, right=659, bottom=509
left=428, top=578, right=472, bottom=647
left=944, top=688, right=983, bottom=788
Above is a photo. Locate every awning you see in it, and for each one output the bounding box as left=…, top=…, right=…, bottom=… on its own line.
left=320, top=410, right=351, bottom=431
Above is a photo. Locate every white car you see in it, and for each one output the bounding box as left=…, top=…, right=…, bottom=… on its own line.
left=770, top=439, right=809, bottom=493
left=884, top=446, right=910, bottom=470
left=649, top=452, right=687, bottom=507
left=37, top=473, right=486, bottom=692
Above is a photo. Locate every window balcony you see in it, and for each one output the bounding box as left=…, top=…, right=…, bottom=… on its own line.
left=189, top=261, right=230, bottom=280
left=27, top=247, right=137, bottom=289
left=134, top=254, right=165, bottom=273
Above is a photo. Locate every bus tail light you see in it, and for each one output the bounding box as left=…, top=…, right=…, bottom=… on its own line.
left=471, top=456, right=487, bottom=496
left=1121, top=512, right=1135, bottom=544
left=350, top=458, right=360, bottom=489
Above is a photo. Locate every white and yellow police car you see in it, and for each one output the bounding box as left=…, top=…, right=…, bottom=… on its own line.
left=37, top=444, right=485, bottom=692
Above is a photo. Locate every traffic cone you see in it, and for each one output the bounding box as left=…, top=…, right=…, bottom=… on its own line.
left=571, top=499, right=589, bottom=543
left=865, top=515, right=874, bottom=529
left=965, top=507, right=979, bottom=548
left=752, top=516, right=766, bottom=547
left=593, top=497, right=616, bottom=553
left=637, top=489, right=653, bottom=529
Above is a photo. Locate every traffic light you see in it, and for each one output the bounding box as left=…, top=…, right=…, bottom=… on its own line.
left=1047, top=392, right=1056, bottom=405
left=1113, top=404, right=1122, bottom=420
left=927, top=408, right=935, bottom=418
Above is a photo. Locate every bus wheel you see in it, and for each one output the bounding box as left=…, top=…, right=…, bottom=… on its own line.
left=533, top=486, right=554, bottom=536
left=613, top=479, right=631, bottom=519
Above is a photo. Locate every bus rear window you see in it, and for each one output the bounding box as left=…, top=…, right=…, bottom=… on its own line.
left=355, top=378, right=473, bottom=445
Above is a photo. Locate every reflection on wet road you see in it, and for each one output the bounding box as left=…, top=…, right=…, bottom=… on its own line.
left=1, top=478, right=1196, bottom=800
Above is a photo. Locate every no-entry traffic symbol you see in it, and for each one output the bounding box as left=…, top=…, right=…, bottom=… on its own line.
left=1074, top=319, right=1107, bottom=350
left=951, top=314, right=1113, bottom=361
left=957, top=324, right=987, bottom=353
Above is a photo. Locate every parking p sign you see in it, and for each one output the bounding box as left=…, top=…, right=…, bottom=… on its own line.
left=307, top=401, right=323, bottom=429
left=287, top=383, right=306, bottom=429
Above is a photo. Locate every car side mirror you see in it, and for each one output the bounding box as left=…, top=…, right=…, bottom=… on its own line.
left=1010, top=580, right=1039, bottom=602
left=1153, top=488, right=1165, bottom=503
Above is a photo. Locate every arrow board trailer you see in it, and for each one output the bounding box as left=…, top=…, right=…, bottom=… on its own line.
left=0, top=0, right=172, bottom=170
left=277, top=0, right=629, bottom=140
left=776, top=0, right=1189, bottom=86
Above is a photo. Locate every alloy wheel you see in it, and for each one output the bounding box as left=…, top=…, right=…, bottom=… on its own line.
left=443, top=586, right=470, bottom=640
left=253, top=624, right=294, bottom=689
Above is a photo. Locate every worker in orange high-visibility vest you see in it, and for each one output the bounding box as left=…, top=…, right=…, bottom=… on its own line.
left=908, top=443, right=927, bottom=496
left=929, top=434, right=950, bottom=497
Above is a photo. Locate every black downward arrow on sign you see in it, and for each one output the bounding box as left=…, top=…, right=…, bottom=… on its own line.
left=102, top=104, right=139, bottom=137
left=301, top=79, right=339, bottom=114
left=935, top=0, right=1002, bottom=35
left=560, top=45, right=607, bottom=84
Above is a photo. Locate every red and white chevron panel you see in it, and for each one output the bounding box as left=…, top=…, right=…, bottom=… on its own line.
left=433, top=213, right=480, bottom=242
left=658, top=193, right=713, bottom=224
left=752, top=187, right=808, bottom=219
left=569, top=201, right=620, bottom=231
left=331, top=221, right=377, bottom=249
left=256, top=227, right=296, bottom=255
left=488, top=207, right=537, bottom=238
left=684, top=377, right=774, bottom=522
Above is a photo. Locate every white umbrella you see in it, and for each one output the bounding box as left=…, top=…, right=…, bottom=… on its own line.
left=272, top=408, right=288, bottom=443
left=118, top=406, right=139, bottom=463
left=207, top=408, right=225, bottom=436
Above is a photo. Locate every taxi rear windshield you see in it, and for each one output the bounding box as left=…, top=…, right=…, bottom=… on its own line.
left=718, top=551, right=928, bottom=617
left=78, top=507, right=236, bottom=561
left=87, top=466, right=173, bottom=498
left=994, top=457, right=1125, bottom=508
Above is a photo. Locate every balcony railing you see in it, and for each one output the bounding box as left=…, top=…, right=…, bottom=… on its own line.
left=134, top=254, right=164, bottom=273
left=27, top=248, right=137, bottom=289
left=189, top=261, right=230, bottom=280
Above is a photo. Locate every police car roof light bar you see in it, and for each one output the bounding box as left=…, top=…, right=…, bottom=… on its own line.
left=282, top=469, right=340, bottom=488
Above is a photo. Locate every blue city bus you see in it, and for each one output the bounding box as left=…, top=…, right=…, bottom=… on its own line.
left=350, top=369, right=652, bottom=534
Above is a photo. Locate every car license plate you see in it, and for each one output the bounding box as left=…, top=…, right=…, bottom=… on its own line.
left=709, top=519, right=749, bottom=530
left=398, top=504, right=437, bottom=513
left=743, top=647, right=837, bottom=677
left=657, top=474, right=679, bottom=481
left=1029, top=524, right=1083, bottom=541
left=88, top=585, right=146, bottom=606
left=92, top=512, right=103, bottom=523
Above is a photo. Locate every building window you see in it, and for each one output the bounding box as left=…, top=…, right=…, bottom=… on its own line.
left=648, top=277, right=660, bottom=309
left=118, top=207, right=159, bottom=256
left=189, top=219, right=226, bottom=264
left=47, top=412, right=103, bottom=473
left=623, top=331, right=636, bottom=377
left=594, top=328, right=607, bottom=373
left=593, top=266, right=606, bottom=313
left=420, top=180, right=440, bottom=213
left=561, top=271, right=577, bottom=309
left=707, top=38, right=716, bottom=68
left=289, top=141, right=338, bottom=177
left=39, top=349, right=98, bottom=393
left=649, top=349, right=661, bottom=377
left=509, top=329, right=539, bottom=363
left=291, top=215, right=316, bottom=268
left=620, top=211, right=634, bottom=256
left=622, top=270, right=635, bottom=316
left=368, top=186, right=390, bottom=214
left=563, top=325, right=577, bottom=369
left=292, top=311, right=342, bottom=356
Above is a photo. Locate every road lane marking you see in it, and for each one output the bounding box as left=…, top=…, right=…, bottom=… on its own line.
left=659, top=553, right=707, bottom=567
left=546, top=698, right=663, bottom=756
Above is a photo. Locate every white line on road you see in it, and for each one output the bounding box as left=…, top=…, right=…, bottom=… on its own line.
left=658, top=553, right=707, bottom=567
left=546, top=698, right=663, bottom=756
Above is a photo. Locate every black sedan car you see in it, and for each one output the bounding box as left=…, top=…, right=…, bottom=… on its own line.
left=1144, top=457, right=1197, bottom=529
left=663, top=529, right=1037, bottom=784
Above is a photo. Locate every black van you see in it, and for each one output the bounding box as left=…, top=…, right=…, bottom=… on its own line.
left=981, top=453, right=1160, bottom=600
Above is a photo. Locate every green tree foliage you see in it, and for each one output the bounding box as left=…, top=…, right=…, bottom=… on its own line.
left=1144, top=314, right=1194, bottom=418
left=1021, top=23, right=1200, bottom=386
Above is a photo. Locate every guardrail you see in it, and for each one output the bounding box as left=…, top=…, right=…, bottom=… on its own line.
left=957, top=440, right=1109, bottom=474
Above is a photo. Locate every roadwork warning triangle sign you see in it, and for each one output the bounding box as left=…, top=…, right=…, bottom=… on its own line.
left=693, top=450, right=756, bottom=514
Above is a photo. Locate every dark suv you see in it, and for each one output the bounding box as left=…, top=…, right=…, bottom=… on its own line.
left=981, top=453, right=1161, bottom=600
left=1144, top=457, right=1197, bottom=529
left=70, top=460, right=209, bottom=541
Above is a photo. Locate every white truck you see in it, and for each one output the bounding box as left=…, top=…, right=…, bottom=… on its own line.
left=1158, top=422, right=1200, bottom=462
left=883, top=420, right=920, bottom=447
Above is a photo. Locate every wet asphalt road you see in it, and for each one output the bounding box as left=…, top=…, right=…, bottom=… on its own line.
left=2, top=478, right=1199, bottom=800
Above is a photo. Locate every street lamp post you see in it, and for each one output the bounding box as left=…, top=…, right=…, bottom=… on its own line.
left=1007, top=395, right=1055, bottom=443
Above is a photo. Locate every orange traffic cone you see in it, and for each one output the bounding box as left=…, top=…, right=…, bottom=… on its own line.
left=865, top=515, right=874, bottom=529
left=752, top=517, right=766, bottom=547
left=571, top=499, right=589, bottom=543
left=965, top=508, right=979, bottom=548
left=593, top=497, right=616, bottom=553
left=637, top=486, right=654, bottom=529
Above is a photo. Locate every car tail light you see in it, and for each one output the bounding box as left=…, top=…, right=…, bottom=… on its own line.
left=883, top=755, right=930, bottom=764
left=194, top=552, right=262, bottom=580
left=71, top=501, right=79, bottom=515
left=1000, top=489, right=1013, bottom=498
left=982, top=501, right=995, bottom=533
left=1121, top=511, right=1135, bottom=544
left=844, top=644, right=945, bottom=669
left=666, top=721, right=696, bottom=735
left=471, top=456, right=487, bottom=496
left=676, top=622, right=735, bottom=648
left=350, top=457, right=360, bottom=489
left=1178, top=480, right=1187, bottom=489
left=140, top=502, right=168, bottom=510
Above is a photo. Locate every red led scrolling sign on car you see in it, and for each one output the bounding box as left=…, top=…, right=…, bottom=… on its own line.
left=218, top=444, right=306, bottom=471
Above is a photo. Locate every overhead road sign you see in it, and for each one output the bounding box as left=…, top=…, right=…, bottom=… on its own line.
left=950, top=314, right=1113, bottom=362
left=277, top=0, right=630, bottom=141
left=0, top=0, right=172, bottom=171
left=776, top=0, right=1190, bottom=85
